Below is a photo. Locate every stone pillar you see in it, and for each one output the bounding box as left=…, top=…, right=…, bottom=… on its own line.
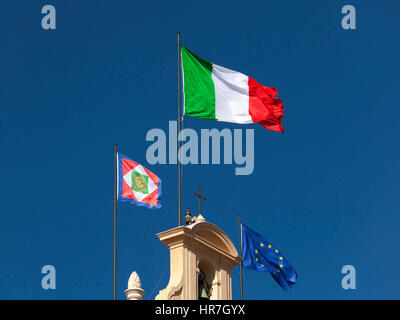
left=124, top=271, right=145, bottom=300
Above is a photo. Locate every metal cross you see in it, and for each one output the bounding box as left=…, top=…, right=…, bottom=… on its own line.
left=193, top=185, right=207, bottom=215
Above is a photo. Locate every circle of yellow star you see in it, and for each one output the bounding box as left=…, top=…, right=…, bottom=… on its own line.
left=279, top=257, right=283, bottom=260
left=255, top=249, right=258, bottom=254
left=268, top=244, right=272, bottom=248
left=260, top=243, right=264, bottom=247
left=279, top=264, right=283, bottom=268
left=275, top=249, right=279, bottom=253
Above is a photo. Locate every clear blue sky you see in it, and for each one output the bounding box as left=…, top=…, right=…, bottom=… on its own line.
left=0, top=0, right=399, bottom=300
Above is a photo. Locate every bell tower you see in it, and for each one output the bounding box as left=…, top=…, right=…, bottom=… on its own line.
left=155, top=186, right=240, bottom=300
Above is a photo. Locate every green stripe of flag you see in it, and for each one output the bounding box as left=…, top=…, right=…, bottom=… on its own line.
left=181, top=45, right=216, bottom=120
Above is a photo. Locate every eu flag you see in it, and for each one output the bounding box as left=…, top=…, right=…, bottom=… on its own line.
left=241, top=223, right=297, bottom=292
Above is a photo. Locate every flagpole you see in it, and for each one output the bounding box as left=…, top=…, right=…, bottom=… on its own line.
left=238, top=214, right=243, bottom=300
left=113, top=143, right=118, bottom=300
left=177, top=31, right=182, bottom=226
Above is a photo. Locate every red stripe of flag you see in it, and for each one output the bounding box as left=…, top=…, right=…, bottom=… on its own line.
left=248, top=77, right=284, bottom=133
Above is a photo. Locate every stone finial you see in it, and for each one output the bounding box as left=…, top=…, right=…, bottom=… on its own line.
left=128, top=271, right=141, bottom=289
left=125, top=271, right=145, bottom=300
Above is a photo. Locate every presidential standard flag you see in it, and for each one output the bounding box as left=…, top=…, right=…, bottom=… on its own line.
left=117, top=153, right=162, bottom=209
left=181, top=45, right=284, bottom=132
left=241, top=223, right=297, bottom=291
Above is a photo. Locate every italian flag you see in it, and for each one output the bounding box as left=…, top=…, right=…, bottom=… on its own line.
left=181, top=45, right=284, bottom=132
